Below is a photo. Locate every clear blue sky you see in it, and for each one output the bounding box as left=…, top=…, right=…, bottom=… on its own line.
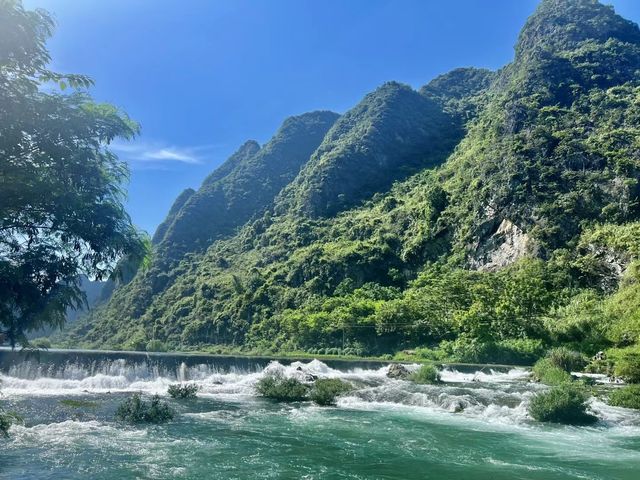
left=24, top=0, right=640, bottom=235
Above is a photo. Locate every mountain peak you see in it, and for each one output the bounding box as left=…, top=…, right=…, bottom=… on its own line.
left=515, top=0, right=640, bottom=59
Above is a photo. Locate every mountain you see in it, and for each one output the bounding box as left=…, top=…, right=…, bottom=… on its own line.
left=155, top=111, right=340, bottom=259
left=71, top=0, right=640, bottom=364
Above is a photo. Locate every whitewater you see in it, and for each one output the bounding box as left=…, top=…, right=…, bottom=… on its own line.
left=1, top=349, right=639, bottom=479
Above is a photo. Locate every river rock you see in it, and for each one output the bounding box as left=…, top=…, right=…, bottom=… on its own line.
left=387, top=363, right=410, bottom=379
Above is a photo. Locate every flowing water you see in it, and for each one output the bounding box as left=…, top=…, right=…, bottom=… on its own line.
left=1, top=349, right=640, bottom=479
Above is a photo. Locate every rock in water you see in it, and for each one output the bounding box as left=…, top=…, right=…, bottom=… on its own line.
left=387, top=364, right=410, bottom=379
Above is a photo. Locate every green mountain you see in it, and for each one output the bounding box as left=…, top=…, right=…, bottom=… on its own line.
left=71, top=0, right=640, bottom=363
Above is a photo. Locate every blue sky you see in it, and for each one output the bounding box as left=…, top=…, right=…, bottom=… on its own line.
left=24, top=0, right=640, bottom=235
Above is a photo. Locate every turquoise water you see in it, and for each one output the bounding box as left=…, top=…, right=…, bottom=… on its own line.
left=1, top=350, right=640, bottom=479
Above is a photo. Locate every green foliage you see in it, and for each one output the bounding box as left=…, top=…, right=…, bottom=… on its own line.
left=29, top=337, right=51, bottom=349
left=410, top=364, right=441, bottom=384
left=309, top=378, right=352, bottom=406
left=255, top=374, right=309, bottom=402
left=532, top=359, right=573, bottom=386
left=0, top=1, right=147, bottom=347
left=74, top=0, right=640, bottom=366
left=528, top=383, right=597, bottom=425
left=167, top=383, right=199, bottom=399
left=0, top=410, right=18, bottom=438
left=145, top=340, right=168, bottom=352
left=608, top=385, right=640, bottom=410
left=613, top=353, right=640, bottom=383
left=115, top=394, right=174, bottom=424
left=544, top=347, right=588, bottom=372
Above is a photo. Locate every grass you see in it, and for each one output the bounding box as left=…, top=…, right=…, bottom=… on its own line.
left=545, top=347, right=588, bottom=372
left=608, top=385, right=640, bottom=409
left=409, top=364, right=441, bottom=384
left=614, top=353, right=640, bottom=383
left=528, top=383, right=597, bottom=425
left=256, top=373, right=309, bottom=402
left=115, top=394, right=174, bottom=424
left=309, top=379, right=352, bottom=406
left=532, top=358, right=573, bottom=386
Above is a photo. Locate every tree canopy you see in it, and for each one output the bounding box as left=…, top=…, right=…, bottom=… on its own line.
left=0, top=0, right=147, bottom=347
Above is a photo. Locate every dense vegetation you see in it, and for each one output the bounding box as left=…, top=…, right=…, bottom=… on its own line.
left=0, top=1, right=147, bottom=347
left=410, top=365, right=441, bottom=384
left=256, top=373, right=309, bottom=402
left=115, top=394, right=174, bottom=424
left=168, top=383, right=199, bottom=399
left=608, top=385, right=640, bottom=410
left=63, top=0, right=640, bottom=371
left=309, top=379, right=352, bottom=406
left=528, top=383, right=596, bottom=424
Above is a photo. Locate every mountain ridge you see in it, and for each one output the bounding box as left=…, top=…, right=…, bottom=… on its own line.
left=70, top=0, right=640, bottom=362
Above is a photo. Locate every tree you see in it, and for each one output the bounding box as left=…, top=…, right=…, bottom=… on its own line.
left=0, top=0, right=148, bottom=347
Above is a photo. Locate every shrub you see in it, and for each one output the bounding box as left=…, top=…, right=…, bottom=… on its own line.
left=115, top=394, right=174, bottom=424
left=545, top=347, right=588, bottom=372
left=528, top=384, right=597, bottom=425
left=30, top=337, right=52, bottom=349
left=614, top=354, right=640, bottom=383
left=168, top=383, right=199, bottom=399
left=410, top=364, right=441, bottom=384
left=532, top=358, right=573, bottom=386
left=256, top=373, right=308, bottom=402
left=310, top=379, right=352, bottom=406
left=608, top=385, right=640, bottom=410
left=145, top=340, right=169, bottom=352
left=436, top=337, right=544, bottom=365
left=0, top=410, right=22, bottom=437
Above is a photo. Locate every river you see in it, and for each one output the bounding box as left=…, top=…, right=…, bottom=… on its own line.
left=1, top=348, right=639, bottom=479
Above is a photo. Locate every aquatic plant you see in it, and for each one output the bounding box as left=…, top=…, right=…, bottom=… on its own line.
left=0, top=410, right=22, bottom=438
left=410, top=364, right=441, bottom=384
left=528, top=384, right=597, bottom=425
left=168, top=383, right=199, bottom=399
left=532, top=358, right=573, bottom=386
left=310, top=379, right=352, bottom=406
left=115, top=394, right=174, bottom=424
left=608, top=385, right=640, bottom=410
left=256, top=373, right=309, bottom=402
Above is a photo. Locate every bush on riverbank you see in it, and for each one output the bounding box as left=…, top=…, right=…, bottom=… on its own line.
left=310, top=379, right=352, bottom=406
left=430, top=337, right=545, bottom=365
left=256, top=373, right=309, bottom=401
left=115, top=394, right=174, bottom=424
left=613, top=353, right=640, bottom=383
left=168, top=383, right=199, bottom=399
left=145, top=340, right=169, bottom=352
left=410, top=364, right=441, bottom=384
left=608, top=385, right=640, bottom=409
left=532, top=358, right=573, bottom=386
left=545, top=347, right=588, bottom=372
left=528, top=384, right=596, bottom=425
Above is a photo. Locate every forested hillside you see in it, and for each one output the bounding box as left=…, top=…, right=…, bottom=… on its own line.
left=71, top=0, right=640, bottom=365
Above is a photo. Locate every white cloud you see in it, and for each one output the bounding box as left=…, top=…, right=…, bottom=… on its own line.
left=111, top=141, right=205, bottom=166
